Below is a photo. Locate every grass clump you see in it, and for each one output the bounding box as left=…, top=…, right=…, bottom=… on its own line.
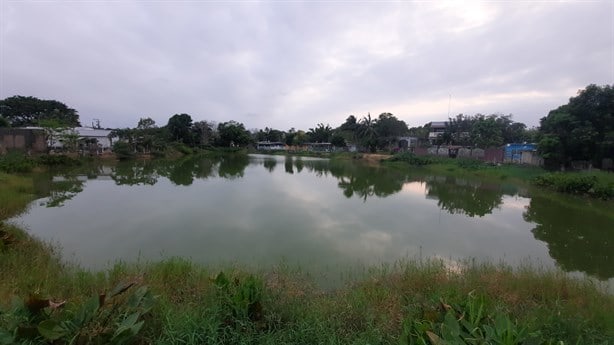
left=533, top=172, right=614, bottom=200
left=0, top=173, right=36, bottom=220
left=386, top=152, right=435, bottom=166
left=36, top=154, right=81, bottom=167
left=0, top=152, right=36, bottom=173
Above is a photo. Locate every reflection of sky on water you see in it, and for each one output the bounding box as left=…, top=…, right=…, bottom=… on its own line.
left=11, top=155, right=613, bottom=288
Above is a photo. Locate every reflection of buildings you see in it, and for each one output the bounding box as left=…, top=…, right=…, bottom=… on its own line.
left=52, top=166, right=115, bottom=182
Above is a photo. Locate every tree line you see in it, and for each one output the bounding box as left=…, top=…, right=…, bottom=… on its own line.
left=1, top=83, right=612, bottom=168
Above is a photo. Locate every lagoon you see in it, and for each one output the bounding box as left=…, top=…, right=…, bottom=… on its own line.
left=11, top=154, right=614, bottom=285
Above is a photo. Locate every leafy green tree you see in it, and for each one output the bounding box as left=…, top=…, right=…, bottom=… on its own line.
left=192, top=120, right=216, bottom=147
left=137, top=117, right=156, bottom=130
left=373, top=113, right=409, bottom=149
left=499, top=116, right=527, bottom=143
left=167, top=113, right=194, bottom=145
left=358, top=113, right=378, bottom=152
left=444, top=114, right=473, bottom=146
left=470, top=114, right=503, bottom=148
left=0, top=95, right=80, bottom=127
left=255, top=127, right=284, bottom=142
left=538, top=84, right=614, bottom=168
left=307, top=123, right=333, bottom=143
left=217, top=121, right=251, bottom=147
left=284, top=128, right=297, bottom=146
left=112, top=141, right=136, bottom=160
left=0, top=116, right=9, bottom=127
left=291, top=130, right=308, bottom=146
left=338, top=115, right=360, bottom=144
left=330, top=133, right=346, bottom=148
left=408, top=123, right=431, bottom=146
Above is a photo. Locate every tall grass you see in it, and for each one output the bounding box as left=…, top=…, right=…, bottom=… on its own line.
left=0, top=173, right=36, bottom=220
left=1, top=228, right=612, bottom=345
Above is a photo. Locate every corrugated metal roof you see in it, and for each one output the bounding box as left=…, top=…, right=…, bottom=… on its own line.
left=73, top=127, right=112, bottom=137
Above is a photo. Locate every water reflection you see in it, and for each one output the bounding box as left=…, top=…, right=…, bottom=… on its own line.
left=218, top=155, right=249, bottom=179
left=524, top=194, right=614, bottom=280
left=19, top=154, right=613, bottom=283
left=424, top=176, right=504, bottom=217
left=112, top=161, right=159, bottom=186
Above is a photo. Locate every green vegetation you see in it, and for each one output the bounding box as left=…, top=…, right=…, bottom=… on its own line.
left=384, top=152, right=614, bottom=200
left=0, top=152, right=82, bottom=174
left=533, top=172, right=614, bottom=200
left=0, top=173, right=35, bottom=220
left=1, top=163, right=613, bottom=344
left=1, top=228, right=613, bottom=344
left=386, top=152, right=437, bottom=166
left=385, top=153, right=542, bottom=182
left=0, top=96, right=80, bottom=127
left=0, top=152, right=36, bottom=173
left=437, top=113, right=530, bottom=148
left=538, top=84, right=613, bottom=169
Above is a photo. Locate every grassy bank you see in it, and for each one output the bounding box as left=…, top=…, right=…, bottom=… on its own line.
left=384, top=152, right=614, bottom=199
left=1, top=160, right=613, bottom=344
left=1, top=225, right=613, bottom=344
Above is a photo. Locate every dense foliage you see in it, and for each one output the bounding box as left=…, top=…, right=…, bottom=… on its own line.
left=538, top=84, right=614, bottom=169
left=533, top=173, right=614, bottom=200
left=438, top=113, right=528, bottom=148
left=0, top=96, right=80, bottom=127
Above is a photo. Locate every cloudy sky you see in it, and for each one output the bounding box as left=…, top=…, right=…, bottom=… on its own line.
left=1, top=1, right=612, bottom=130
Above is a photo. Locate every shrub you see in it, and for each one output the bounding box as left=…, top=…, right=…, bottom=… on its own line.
left=387, top=152, right=434, bottom=166
left=112, top=141, right=135, bottom=160
left=455, top=158, right=483, bottom=170
left=533, top=173, right=613, bottom=199
left=37, top=154, right=81, bottom=166
left=0, top=152, right=35, bottom=173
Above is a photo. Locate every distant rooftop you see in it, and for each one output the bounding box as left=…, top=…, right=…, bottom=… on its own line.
left=430, top=121, right=448, bottom=128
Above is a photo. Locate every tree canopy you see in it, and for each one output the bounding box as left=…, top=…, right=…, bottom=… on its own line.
left=167, top=113, right=194, bottom=145
left=217, top=121, right=251, bottom=147
left=538, top=84, right=614, bottom=168
left=0, top=95, right=80, bottom=127
left=441, top=113, right=527, bottom=148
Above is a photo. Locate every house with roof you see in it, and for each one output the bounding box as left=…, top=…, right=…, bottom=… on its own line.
left=255, top=141, right=286, bottom=150
left=49, top=127, right=114, bottom=153
left=428, top=121, right=447, bottom=145
left=504, top=143, right=543, bottom=166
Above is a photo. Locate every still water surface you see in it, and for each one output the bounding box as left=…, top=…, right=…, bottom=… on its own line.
left=12, top=154, right=614, bottom=284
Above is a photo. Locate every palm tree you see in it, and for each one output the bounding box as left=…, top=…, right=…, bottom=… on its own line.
left=358, top=113, right=378, bottom=152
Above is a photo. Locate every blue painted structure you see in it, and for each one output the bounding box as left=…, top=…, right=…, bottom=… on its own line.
left=504, top=143, right=537, bottom=163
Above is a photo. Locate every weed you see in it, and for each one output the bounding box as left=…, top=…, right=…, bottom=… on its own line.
left=0, top=282, right=154, bottom=344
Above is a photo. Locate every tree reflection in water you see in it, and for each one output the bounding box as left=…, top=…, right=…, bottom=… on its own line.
left=424, top=176, right=504, bottom=217
left=524, top=194, right=614, bottom=280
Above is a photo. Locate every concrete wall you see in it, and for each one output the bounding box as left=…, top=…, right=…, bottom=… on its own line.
left=0, top=128, right=47, bottom=154
left=411, top=146, right=538, bottom=165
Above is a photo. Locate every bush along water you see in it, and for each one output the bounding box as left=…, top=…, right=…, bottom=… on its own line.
left=0, top=152, right=81, bottom=173
left=0, top=152, right=36, bottom=173
left=386, top=152, right=436, bottom=166
left=533, top=173, right=614, bottom=200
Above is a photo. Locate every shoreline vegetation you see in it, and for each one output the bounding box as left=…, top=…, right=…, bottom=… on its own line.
left=1, top=152, right=614, bottom=344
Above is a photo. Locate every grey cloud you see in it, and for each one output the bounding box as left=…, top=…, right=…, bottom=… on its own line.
left=1, top=1, right=611, bottom=130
